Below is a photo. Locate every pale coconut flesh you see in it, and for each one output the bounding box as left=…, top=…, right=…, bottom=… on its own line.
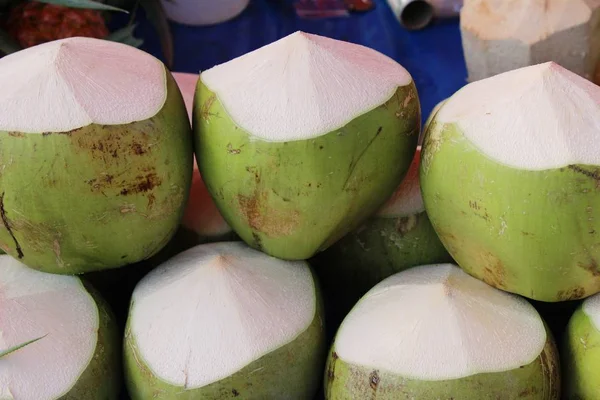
left=0, top=255, right=120, bottom=399
left=562, top=292, right=600, bottom=399
left=420, top=61, right=600, bottom=302
left=124, top=241, right=326, bottom=399
left=314, top=146, right=451, bottom=332
left=325, top=264, right=560, bottom=399
left=0, top=37, right=193, bottom=274
left=195, top=30, right=420, bottom=260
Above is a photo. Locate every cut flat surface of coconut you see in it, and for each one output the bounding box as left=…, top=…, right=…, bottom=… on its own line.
left=376, top=146, right=423, bottom=217
left=200, top=31, right=412, bottom=142
left=0, top=37, right=166, bottom=133
left=435, top=62, right=600, bottom=170
left=129, top=242, right=316, bottom=388
left=0, top=256, right=98, bottom=399
left=334, top=264, right=547, bottom=380
left=582, top=293, right=600, bottom=331
left=461, top=0, right=595, bottom=44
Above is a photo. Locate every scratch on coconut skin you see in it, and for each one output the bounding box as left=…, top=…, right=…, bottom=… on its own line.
left=248, top=367, right=265, bottom=375
left=0, top=192, right=23, bottom=258
left=342, top=127, right=383, bottom=191
left=53, top=239, right=65, bottom=269
left=200, top=95, right=218, bottom=121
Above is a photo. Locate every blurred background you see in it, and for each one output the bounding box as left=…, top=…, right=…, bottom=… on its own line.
left=0, top=0, right=467, bottom=125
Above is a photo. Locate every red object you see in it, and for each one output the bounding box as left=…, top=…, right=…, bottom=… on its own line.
left=5, top=1, right=109, bottom=48
left=294, top=0, right=350, bottom=18
left=344, top=0, right=375, bottom=12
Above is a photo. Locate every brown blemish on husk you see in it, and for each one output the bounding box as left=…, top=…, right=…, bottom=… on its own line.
left=72, top=125, right=152, bottom=162
left=7, top=132, right=24, bottom=137
left=568, top=165, right=600, bottom=185
left=227, top=143, right=241, bottom=154
left=201, top=94, right=217, bottom=121
left=538, top=335, right=561, bottom=399
left=119, top=173, right=162, bottom=196
left=237, top=168, right=300, bottom=238
left=557, top=286, right=585, bottom=301
left=327, top=352, right=338, bottom=383
left=480, top=255, right=507, bottom=289
left=237, top=190, right=299, bottom=237
left=0, top=193, right=23, bottom=258
left=580, top=258, right=600, bottom=277
left=369, top=370, right=380, bottom=391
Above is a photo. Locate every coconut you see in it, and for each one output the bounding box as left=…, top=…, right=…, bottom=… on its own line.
left=324, top=263, right=560, bottom=399
left=194, top=31, right=420, bottom=260
left=0, top=37, right=193, bottom=274
left=563, top=293, right=600, bottom=399
left=0, top=255, right=120, bottom=399
left=124, top=241, right=326, bottom=399
left=314, top=146, right=451, bottom=331
left=420, top=61, right=600, bottom=302
left=460, top=0, right=600, bottom=83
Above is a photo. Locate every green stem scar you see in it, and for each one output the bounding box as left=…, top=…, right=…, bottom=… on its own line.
left=0, top=335, right=47, bottom=359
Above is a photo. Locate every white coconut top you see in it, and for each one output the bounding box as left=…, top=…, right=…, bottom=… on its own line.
left=182, top=161, right=231, bottom=236
left=582, top=292, right=600, bottom=331
left=436, top=62, right=600, bottom=170
left=377, top=147, right=424, bottom=217
left=201, top=31, right=412, bottom=142
left=129, top=242, right=317, bottom=388
left=173, top=72, right=199, bottom=121
left=0, top=256, right=98, bottom=399
left=334, top=264, right=547, bottom=380
left=0, top=37, right=166, bottom=133
left=461, top=0, right=595, bottom=44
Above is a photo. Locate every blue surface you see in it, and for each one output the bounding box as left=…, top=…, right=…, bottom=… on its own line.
left=132, top=0, right=468, bottom=122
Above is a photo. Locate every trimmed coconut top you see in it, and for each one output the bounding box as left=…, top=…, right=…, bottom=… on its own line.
left=461, top=0, right=597, bottom=44
left=173, top=72, right=199, bottom=121
left=129, top=242, right=317, bottom=388
left=334, top=264, right=547, bottom=380
left=582, top=292, right=600, bottom=331
left=0, top=37, right=167, bottom=134
left=377, top=147, right=423, bottom=217
left=200, top=31, right=412, bottom=142
left=0, top=256, right=98, bottom=398
left=435, top=62, right=600, bottom=170
left=182, top=160, right=232, bottom=237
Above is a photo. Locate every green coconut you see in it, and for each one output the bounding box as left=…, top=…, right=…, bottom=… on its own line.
left=124, top=241, right=326, bottom=399
left=420, top=98, right=446, bottom=144
left=315, top=146, right=452, bottom=330
left=0, top=37, right=193, bottom=274
left=194, top=31, right=420, bottom=260
left=0, top=255, right=121, bottom=399
left=420, top=61, right=600, bottom=302
left=324, top=263, right=561, bottom=399
left=562, top=294, right=600, bottom=399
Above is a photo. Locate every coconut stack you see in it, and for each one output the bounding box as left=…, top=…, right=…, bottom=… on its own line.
left=0, top=29, right=599, bottom=400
